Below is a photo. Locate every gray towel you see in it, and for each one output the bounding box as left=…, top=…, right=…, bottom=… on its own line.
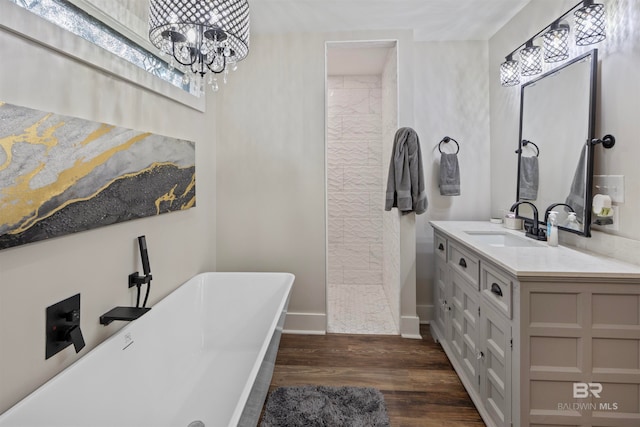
left=518, top=156, right=539, bottom=200
left=439, top=153, right=460, bottom=196
left=565, top=143, right=588, bottom=222
left=384, top=127, right=428, bottom=215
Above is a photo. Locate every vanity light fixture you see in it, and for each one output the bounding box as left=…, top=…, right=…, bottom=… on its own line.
left=500, top=0, right=607, bottom=87
left=148, top=0, right=250, bottom=94
left=500, top=54, right=520, bottom=87
left=575, top=0, right=606, bottom=46
left=543, top=21, right=570, bottom=62
left=520, top=41, right=543, bottom=76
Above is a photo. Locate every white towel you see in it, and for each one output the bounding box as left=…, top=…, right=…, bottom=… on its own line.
left=384, top=127, right=428, bottom=215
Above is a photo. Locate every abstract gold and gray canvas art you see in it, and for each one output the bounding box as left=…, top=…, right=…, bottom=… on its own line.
left=0, top=101, right=195, bottom=250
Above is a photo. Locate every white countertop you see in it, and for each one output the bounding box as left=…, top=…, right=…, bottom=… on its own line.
left=430, top=221, right=640, bottom=280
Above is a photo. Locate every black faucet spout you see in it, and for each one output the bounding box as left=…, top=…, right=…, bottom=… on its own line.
left=99, top=306, right=151, bottom=326
left=510, top=201, right=547, bottom=241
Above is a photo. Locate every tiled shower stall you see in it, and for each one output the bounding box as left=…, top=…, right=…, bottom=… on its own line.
left=326, top=46, right=400, bottom=334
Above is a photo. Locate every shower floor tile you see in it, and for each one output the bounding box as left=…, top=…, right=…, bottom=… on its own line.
left=327, top=284, right=398, bottom=335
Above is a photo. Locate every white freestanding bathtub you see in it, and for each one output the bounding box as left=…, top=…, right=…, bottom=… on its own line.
left=0, top=272, right=294, bottom=427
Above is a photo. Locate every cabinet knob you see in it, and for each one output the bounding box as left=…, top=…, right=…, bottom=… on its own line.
left=438, top=243, right=444, bottom=251
left=459, top=258, right=467, bottom=268
left=491, top=283, right=503, bottom=297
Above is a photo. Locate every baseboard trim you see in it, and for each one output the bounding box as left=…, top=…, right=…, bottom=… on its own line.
left=283, top=312, right=326, bottom=335
left=400, top=315, right=422, bottom=339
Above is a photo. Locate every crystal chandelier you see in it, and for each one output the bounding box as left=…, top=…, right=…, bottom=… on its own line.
left=148, top=0, right=250, bottom=93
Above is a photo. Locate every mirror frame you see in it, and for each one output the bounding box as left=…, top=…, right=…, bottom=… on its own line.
left=515, top=49, right=598, bottom=237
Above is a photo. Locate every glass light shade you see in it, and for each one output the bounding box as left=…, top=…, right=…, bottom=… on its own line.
left=543, top=22, right=570, bottom=63
left=574, top=1, right=606, bottom=46
left=149, top=0, right=250, bottom=75
left=520, top=42, right=542, bottom=76
left=500, top=58, right=520, bottom=87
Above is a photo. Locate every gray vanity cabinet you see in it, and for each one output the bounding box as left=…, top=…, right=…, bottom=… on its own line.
left=431, top=222, right=640, bottom=427
left=432, top=232, right=513, bottom=427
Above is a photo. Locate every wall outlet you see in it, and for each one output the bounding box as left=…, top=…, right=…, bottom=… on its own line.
left=593, top=175, right=625, bottom=203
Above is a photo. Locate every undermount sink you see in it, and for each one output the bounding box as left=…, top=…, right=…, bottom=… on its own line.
left=464, top=230, right=543, bottom=248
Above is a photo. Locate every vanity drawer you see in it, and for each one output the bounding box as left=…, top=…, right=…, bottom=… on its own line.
left=435, top=233, right=447, bottom=262
left=481, top=263, right=513, bottom=319
left=448, top=241, right=480, bottom=289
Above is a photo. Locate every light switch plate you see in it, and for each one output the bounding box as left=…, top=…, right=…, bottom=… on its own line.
left=593, top=175, right=625, bottom=203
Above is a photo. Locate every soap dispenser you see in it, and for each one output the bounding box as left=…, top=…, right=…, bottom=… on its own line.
left=547, top=211, right=558, bottom=247
left=566, top=212, right=580, bottom=231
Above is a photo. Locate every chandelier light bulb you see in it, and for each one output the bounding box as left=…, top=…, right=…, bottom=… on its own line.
left=520, top=40, right=542, bottom=76
left=500, top=55, right=520, bottom=87
left=186, top=28, right=197, bottom=44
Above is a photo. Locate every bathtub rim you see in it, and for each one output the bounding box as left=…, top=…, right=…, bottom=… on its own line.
left=0, top=271, right=295, bottom=426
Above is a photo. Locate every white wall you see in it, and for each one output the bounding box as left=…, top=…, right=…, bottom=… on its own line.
left=413, top=41, right=493, bottom=321
left=489, top=0, right=640, bottom=263
left=0, top=8, right=216, bottom=414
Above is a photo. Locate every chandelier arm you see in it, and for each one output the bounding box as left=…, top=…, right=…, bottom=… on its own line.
left=170, top=41, right=197, bottom=67
left=206, top=54, right=227, bottom=74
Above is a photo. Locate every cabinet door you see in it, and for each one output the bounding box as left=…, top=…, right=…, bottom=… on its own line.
left=480, top=302, right=512, bottom=427
left=449, top=269, right=480, bottom=392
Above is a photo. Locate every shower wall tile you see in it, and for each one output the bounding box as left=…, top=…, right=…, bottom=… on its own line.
left=340, top=244, right=371, bottom=270
left=344, top=165, right=382, bottom=191
left=369, top=89, right=382, bottom=115
left=344, top=75, right=381, bottom=89
left=327, top=116, right=342, bottom=139
left=342, top=115, right=382, bottom=140
left=327, top=140, right=369, bottom=168
left=327, top=75, right=384, bottom=289
left=370, top=244, right=383, bottom=268
left=370, top=192, right=384, bottom=220
left=368, top=138, right=383, bottom=166
left=328, top=217, right=343, bottom=244
left=328, top=192, right=370, bottom=218
left=344, top=218, right=382, bottom=243
left=344, top=269, right=382, bottom=285
left=327, top=267, right=343, bottom=285
left=328, top=89, right=370, bottom=115
left=327, top=166, right=343, bottom=192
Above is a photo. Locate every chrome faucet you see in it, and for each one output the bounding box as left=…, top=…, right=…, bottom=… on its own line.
left=544, top=203, right=575, bottom=224
left=510, top=201, right=547, bottom=241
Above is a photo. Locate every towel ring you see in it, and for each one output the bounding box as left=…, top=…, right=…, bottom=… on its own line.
left=591, top=134, right=615, bottom=149
left=515, top=139, right=540, bottom=157
left=438, top=136, right=459, bottom=154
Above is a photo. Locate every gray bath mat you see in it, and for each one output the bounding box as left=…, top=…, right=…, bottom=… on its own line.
left=260, top=385, right=390, bottom=427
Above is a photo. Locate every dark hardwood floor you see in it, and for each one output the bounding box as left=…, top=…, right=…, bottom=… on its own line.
left=265, top=324, right=485, bottom=426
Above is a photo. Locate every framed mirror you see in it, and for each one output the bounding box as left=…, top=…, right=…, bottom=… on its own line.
left=515, top=49, right=597, bottom=237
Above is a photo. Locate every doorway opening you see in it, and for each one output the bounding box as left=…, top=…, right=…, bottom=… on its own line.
left=325, top=40, right=399, bottom=334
